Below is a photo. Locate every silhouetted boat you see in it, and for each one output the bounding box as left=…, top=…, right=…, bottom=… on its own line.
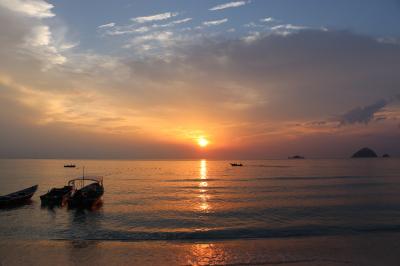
left=288, top=155, right=305, bottom=159
left=68, top=176, right=104, bottom=208
left=0, top=185, right=38, bottom=208
left=64, top=164, right=76, bottom=168
left=40, top=185, right=74, bottom=206
left=230, top=163, right=243, bottom=167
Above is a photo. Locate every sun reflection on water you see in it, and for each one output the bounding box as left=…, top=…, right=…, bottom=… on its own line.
left=187, top=243, right=228, bottom=265
left=200, top=159, right=207, bottom=180
left=198, top=160, right=211, bottom=212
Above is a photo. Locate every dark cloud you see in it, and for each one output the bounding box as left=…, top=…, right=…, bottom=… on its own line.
left=339, top=95, right=400, bottom=125
left=339, top=99, right=388, bottom=125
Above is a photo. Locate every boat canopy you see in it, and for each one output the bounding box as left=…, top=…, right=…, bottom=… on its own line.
left=68, top=176, right=103, bottom=186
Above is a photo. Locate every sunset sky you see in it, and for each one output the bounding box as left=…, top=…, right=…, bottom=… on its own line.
left=0, top=0, right=399, bottom=159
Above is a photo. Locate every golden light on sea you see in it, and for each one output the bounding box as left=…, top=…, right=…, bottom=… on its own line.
left=198, top=159, right=210, bottom=212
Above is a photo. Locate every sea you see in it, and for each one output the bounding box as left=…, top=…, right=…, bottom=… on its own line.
left=0, top=158, right=400, bottom=265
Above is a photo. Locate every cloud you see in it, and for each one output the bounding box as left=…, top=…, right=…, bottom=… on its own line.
left=0, top=0, right=73, bottom=71
left=98, top=22, right=115, bottom=29
left=339, top=96, right=400, bottom=125
left=242, top=31, right=261, bottom=43
left=270, top=24, right=308, bottom=33
left=243, top=22, right=312, bottom=37
left=172, top=18, right=192, bottom=24
left=203, top=18, right=228, bottom=26
left=59, top=42, right=79, bottom=51
left=131, top=12, right=178, bottom=23
left=377, top=37, right=400, bottom=45
left=132, top=31, right=173, bottom=43
left=209, top=1, right=250, bottom=11
left=266, top=24, right=310, bottom=36
left=243, top=22, right=263, bottom=28
left=104, top=26, right=150, bottom=36
left=149, top=18, right=193, bottom=29
left=339, top=99, right=388, bottom=125
left=0, top=0, right=54, bottom=18
left=134, top=26, right=150, bottom=33
left=28, top=25, right=51, bottom=46
left=271, top=24, right=308, bottom=31
left=102, top=17, right=191, bottom=37
left=22, top=25, right=67, bottom=67
left=124, top=31, right=175, bottom=51
left=260, top=17, right=275, bottom=23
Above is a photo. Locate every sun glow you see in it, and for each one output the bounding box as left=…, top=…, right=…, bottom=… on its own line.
left=197, top=137, right=209, bottom=147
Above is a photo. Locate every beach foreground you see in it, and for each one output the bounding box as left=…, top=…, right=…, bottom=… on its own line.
left=1, top=233, right=400, bottom=265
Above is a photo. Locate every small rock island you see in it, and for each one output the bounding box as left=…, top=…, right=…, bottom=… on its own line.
left=351, top=147, right=378, bottom=158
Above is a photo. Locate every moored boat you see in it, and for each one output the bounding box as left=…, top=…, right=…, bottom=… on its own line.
left=68, top=176, right=104, bottom=208
left=230, top=163, right=243, bottom=167
left=0, top=185, right=38, bottom=208
left=40, top=185, right=74, bottom=206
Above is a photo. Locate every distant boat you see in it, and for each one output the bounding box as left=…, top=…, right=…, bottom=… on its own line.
left=40, top=185, right=74, bottom=206
left=288, top=155, right=305, bottom=159
left=0, top=185, right=38, bottom=208
left=68, top=176, right=104, bottom=208
left=230, top=163, right=243, bottom=167
left=64, top=164, right=76, bottom=168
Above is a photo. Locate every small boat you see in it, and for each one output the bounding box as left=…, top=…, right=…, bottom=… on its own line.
left=68, top=176, right=104, bottom=208
left=64, top=164, right=76, bottom=168
left=40, top=185, right=74, bottom=206
left=0, top=185, right=38, bottom=208
left=288, top=155, right=305, bottom=159
left=230, top=163, right=243, bottom=167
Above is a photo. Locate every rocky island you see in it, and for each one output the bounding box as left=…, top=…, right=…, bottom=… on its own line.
left=351, top=147, right=378, bottom=158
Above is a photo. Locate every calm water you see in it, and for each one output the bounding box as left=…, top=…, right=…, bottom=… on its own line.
left=0, top=158, right=400, bottom=241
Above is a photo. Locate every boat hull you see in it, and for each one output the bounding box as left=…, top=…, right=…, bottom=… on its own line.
left=40, top=186, right=73, bottom=206
left=68, top=183, right=104, bottom=209
left=0, top=185, right=38, bottom=208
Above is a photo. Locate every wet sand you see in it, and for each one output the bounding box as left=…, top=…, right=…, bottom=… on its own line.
left=1, top=232, right=400, bottom=265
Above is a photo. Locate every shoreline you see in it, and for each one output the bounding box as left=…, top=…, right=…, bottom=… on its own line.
left=1, top=232, right=400, bottom=265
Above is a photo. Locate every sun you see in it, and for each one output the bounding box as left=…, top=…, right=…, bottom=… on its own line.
left=197, top=137, right=209, bottom=148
